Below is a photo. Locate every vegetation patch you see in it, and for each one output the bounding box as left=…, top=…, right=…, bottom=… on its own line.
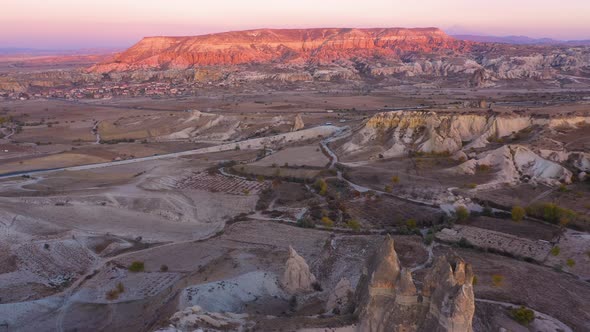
left=128, top=261, right=145, bottom=272
left=510, top=306, right=535, bottom=325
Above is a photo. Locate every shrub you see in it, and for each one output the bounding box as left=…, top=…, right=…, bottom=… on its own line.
left=455, top=206, right=470, bottom=222
left=566, top=258, right=575, bottom=267
left=346, top=219, right=361, bottom=231
left=482, top=204, right=494, bottom=216
left=289, top=295, right=297, bottom=310
left=128, top=261, right=145, bottom=272
left=476, top=164, right=491, bottom=172
left=314, top=179, right=328, bottom=196
left=160, top=264, right=169, bottom=272
left=384, top=185, right=392, bottom=193
left=321, top=216, right=334, bottom=228
left=116, top=282, right=125, bottom=293
left=311, top=281, right=323, bottom=292
left=491, top=274, right=504, bottom=287
left=472, top=275, right=478, bottom=285
left=467, top=183, right=477, bottom=189
left=526, top=202, right=576, bottom=226
left=510, top=306, right=535, bottom=325
left=406, top=219, right=417, bottom=230
left=297, top=217, right=316, bottom=229
left=550, top=246, right=560, bottom=256
left=424, top=233, right=434, bottom=245
left=511, top=205, right=525, bottom=222
left=391, top=175, right=400, bottom=184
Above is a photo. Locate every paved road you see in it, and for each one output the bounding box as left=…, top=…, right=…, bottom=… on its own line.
left=0, top=125, right=341, bottom=179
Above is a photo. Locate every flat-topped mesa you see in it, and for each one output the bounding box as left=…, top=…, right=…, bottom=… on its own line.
left=356, top=235, right=475, bottom=332
left=89, top=27, right=471, bottom=72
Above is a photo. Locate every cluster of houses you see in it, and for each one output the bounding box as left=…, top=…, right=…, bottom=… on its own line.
left=0, top=81, right=201, bottom=101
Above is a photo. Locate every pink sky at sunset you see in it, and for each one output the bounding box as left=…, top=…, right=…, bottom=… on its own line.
left=1, top=0, right=589, bottom=49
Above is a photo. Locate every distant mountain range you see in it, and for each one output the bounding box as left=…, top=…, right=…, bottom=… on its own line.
left=452, top=34, right=590, bottom=46
left=0, top=47, right=121, bottom=56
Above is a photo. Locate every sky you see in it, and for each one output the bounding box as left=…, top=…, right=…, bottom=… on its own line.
left=1, top=0, right=589, bottom=49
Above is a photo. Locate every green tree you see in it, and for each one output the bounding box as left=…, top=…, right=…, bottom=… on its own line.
left=511, top=205, right=525, bottom=222
left=128, top=261, right=145, bottom=272
left=510, top=306, right=535, bottom=325
left=321, top=216, right=334, bottom=229
left=491, top=274, right=504, bottom=287
left=314, top=179, right=328, bottom=196
left=346, top=219, right=361, bottom=232
left=550, top=246, right=560, bottom=256
left=455, top=206, right=470, bottom=222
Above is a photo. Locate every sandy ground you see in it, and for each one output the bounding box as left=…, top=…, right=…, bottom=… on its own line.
left=252, top=145, right=329, bottom=167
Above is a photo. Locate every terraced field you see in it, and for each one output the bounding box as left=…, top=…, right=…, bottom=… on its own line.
left=176, top=172, right=269, bottom=195
left=344, top=196, right=443, bottom=229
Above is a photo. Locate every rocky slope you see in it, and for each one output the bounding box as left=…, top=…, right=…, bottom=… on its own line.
left=355, top=235, right=475, bottom=332
left=338, top=110, right=590, bottom=187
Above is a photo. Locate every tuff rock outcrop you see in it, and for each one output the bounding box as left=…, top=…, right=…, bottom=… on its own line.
left=292, top=113, right=305, bottom=131
left=157, top=305, right=252, bottom=332
left=326, top=277, right=354, bottom=314
left=340, top=110, right=589, bottom=188
left=355, top=235, right=475, bottom=332
left=281, top=246, right=317, bottom=294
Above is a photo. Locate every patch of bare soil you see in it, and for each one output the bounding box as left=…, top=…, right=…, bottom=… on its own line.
left=464, top=216, right=558, bottom=241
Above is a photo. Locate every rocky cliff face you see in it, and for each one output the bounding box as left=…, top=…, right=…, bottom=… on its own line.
left=356, top=235, right=475, bottom=332
left=83, top=27, right=590, bottom=88
left=339, top=111, right=589, bottom=187
left=89, top=28, right=469, bottom=73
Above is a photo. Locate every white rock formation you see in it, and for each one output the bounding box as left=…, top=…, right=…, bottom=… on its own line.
left=158, top=305, right=251, bottom=332
left=340, top=111, right=590, bottom=160
left=292, top=113, right=305, bottom=131
left=281, top=246, right=317, bottom=294
left=451, top=145, right=573, bottom=187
